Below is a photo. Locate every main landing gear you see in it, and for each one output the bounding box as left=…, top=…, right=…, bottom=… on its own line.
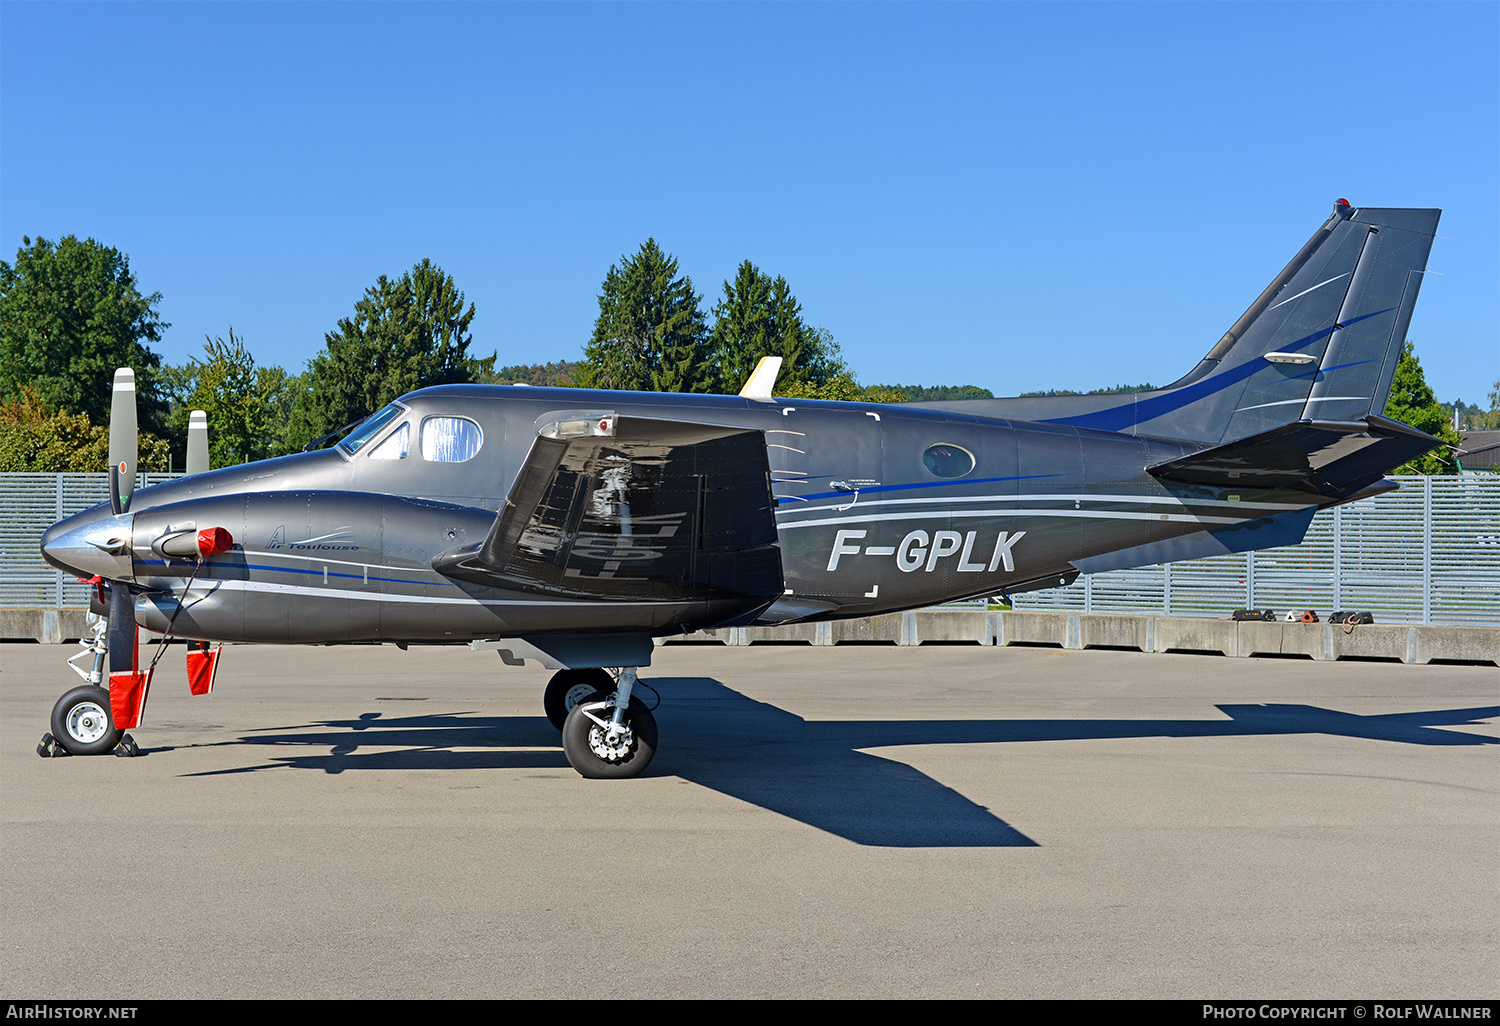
left=545, top=666, right=658, bottom=779
left=543, top=668, right=612, bottom=730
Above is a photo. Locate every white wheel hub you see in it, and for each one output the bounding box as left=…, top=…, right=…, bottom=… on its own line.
left=66, top=701, right=110, bottom=744
left=588, top=721, right=634, bottom=762
left=564, top=683, right=598, bottom=713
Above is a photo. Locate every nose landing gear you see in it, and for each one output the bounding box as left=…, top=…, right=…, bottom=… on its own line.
left=48, top=685, right=122, bottom=756
left=39, top=613, right=139, bottom=758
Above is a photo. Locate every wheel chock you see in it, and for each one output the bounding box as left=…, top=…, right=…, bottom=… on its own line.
left=36, top=733, right=71, bottom=758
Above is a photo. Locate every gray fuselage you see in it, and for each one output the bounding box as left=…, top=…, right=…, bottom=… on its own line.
left=42, top=384, right=1314, bottom=645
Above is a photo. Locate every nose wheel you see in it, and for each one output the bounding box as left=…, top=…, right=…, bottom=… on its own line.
left=49, top=685, right=122, bottom=756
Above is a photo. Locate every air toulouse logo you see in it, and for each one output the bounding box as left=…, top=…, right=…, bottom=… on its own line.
left=267, top=526, right=361, bottom=552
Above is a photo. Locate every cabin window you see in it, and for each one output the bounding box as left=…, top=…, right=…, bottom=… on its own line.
left=366, top=421, right=409, bottom=460
left=337, top=403, right=406, bottom=455
left=421, top=416, right=483, bottom=462
left=923, top=442, right=974, bottom=479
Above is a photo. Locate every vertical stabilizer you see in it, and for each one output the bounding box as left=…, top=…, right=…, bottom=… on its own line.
left=1029, top=201, right=1440, bottom=444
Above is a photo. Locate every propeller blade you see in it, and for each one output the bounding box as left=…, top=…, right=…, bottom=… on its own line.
left=108, top=368, right=138, bottom=512
left=107, top=582, right=137, bottom=676
left=186, top=410, right=209, bottom=475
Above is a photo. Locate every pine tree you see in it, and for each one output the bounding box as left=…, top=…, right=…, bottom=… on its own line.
left=707, top=261, right=848, bottom=394
left=578, top=240, right=708, bottom=393
left=290, top=260, right=493, bottom=449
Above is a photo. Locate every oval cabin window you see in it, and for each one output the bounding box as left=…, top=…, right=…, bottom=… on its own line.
left=923, top=442, right=974, bottom=479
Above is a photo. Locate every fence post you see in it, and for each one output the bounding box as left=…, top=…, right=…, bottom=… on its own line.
left=1423, top=476, right=1433, bottom=625
left=1332, top=505, right=1342, bottom=611
left=54, top=473, right=64, bottom=608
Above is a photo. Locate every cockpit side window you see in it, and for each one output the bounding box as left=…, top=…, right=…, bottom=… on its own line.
left=420, top=416, right=483, bottom=462
left=337, top=403, right=406, bottom=456
left=365, top=421, right=409, bottom=460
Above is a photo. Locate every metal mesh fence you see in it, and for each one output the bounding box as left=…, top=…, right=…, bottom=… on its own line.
left=1, top=474, right=180, bottom=608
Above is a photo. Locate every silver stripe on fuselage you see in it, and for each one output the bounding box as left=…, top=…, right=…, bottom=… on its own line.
left=179, top=577, right=686, bottom=608
left=775, top=492, right=1308, bottom=520
left=241, top=549, right=388, bottom=570
left=775, top=507, right=1251, bottom=531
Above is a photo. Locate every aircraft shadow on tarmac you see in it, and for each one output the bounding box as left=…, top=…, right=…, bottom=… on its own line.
left=180, top=677, right=1498, bottom=848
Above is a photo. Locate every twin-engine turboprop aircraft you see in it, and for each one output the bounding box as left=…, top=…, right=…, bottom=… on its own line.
left=39, top=200, right=1445, bottom=777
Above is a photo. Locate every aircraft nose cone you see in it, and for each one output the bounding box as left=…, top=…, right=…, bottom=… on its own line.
left=40, top=513, right=135, bottom=582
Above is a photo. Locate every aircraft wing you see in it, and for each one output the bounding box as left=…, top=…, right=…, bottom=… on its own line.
left=433, top=412, right=783, bottom=618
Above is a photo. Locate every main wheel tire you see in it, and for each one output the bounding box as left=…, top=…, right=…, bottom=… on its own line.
left=50, top=686, right=121, bottom=756
left=543, top=668, right=612, bottom=730
left=561, top=697, right=657, bottom=779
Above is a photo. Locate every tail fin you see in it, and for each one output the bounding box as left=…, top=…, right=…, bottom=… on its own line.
left=1036, top=200, right=1441, bottom=444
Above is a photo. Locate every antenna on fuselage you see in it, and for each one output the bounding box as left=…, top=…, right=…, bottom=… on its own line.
left=185, top=410, right=210, bottom=475
left=739, top=356, right=783, bottom=400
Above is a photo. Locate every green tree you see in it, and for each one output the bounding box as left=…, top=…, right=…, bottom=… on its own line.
left=707, top=262, right=846, bottom=394
left=0, top=235, right=168, bottom=432
left=1384, top=340, right=1462, bottom=474
left=776, top=375, right=906, bottom=403
left=878, top=384, right=996, bottom=401
left=1464, top=381, right=1500, bottom=431
left=290, top=259, right=494, bottom=449
left=577, top=240, right=708, bottom=393
left=0, top=385, right=169, bottom=472
left=482, top=360, right=581, bottom=387
left=173, top=329, right=299, bottom=466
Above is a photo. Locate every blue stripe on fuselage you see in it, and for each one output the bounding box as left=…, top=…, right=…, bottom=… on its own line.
left=1037, top=310, right=1394, bottom=431
left=777, top=474, right=1061, bottom=505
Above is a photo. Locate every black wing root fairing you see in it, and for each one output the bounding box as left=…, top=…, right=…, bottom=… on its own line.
left=433, top=417, right=784, bottom=629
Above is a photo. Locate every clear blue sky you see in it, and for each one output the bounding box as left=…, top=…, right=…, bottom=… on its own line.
left=3, top=1, right=1495, bottom=405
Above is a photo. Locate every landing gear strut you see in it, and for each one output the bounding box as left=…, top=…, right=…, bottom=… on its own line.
left=560, top=667, right=658, bottom=779
left=40, top=613, right=135, bottom=757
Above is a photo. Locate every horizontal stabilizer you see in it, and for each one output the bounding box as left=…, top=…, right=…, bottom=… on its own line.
left=434, top=415, right=784, bottom=618
left=1147, top=414, right=1441, bottom=498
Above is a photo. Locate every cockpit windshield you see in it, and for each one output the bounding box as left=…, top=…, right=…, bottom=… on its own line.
left=337, top=403, right=406, bottom=455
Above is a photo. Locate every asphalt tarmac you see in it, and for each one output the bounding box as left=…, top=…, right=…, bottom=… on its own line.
left=2, top=640, right=1495, bottom=999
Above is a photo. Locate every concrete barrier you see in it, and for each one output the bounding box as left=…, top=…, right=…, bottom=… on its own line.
left=659, top=610, right=1498, bottom=665
left=0, top=608, right=90, bottom=645
left=8, top=607, right=1496, bottom=665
